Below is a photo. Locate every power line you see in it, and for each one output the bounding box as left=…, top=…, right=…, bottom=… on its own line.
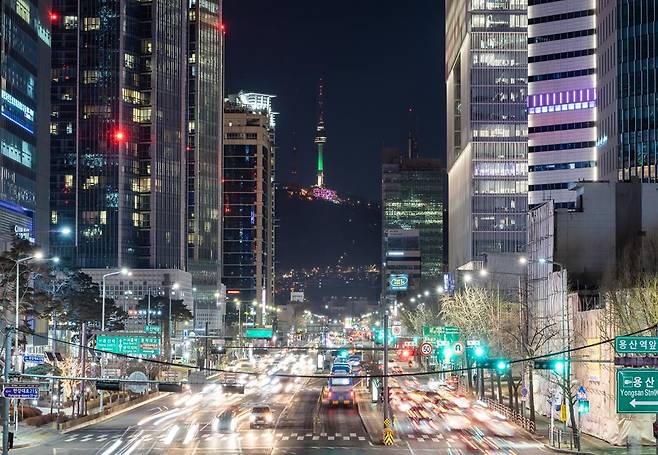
left=14, top=323, right=656, bottom=380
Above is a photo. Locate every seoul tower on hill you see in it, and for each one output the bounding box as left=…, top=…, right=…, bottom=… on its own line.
left=314, top=79, right=327, bottom=188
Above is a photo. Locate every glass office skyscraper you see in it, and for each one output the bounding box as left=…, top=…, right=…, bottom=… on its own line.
left=446, top=0, right=528, bottom=272
left=598, top=0, right=658, bottom=182
left=187, top=0, right=224, bottom=310
left=0, top=0, right=51, bottom=251
left=223, top=97, right=275, bottom=325
left=50, top=0, right=187, bottom=269
left=381, top=147, right=446, bottom=297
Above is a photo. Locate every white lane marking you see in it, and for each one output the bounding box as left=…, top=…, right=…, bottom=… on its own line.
left=162, top=424, right=179, bottom=445
left=122, top=439, right=142, bottom=455
left=312, top=436, right=319, bottom=441
left=100, top=438, right=122, bottom=455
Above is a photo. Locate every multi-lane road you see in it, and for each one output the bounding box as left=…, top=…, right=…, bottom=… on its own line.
left=17, top=351, right=550, bottom=454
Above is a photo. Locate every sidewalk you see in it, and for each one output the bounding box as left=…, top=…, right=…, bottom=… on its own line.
left=531, top=412, right=658, bottom=454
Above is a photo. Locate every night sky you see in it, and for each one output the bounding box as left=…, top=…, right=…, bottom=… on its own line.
left=224, top=0, right=445, bottom=201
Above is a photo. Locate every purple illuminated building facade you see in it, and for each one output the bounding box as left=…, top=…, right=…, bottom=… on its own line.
left=527, top=0, right=597, bottom=209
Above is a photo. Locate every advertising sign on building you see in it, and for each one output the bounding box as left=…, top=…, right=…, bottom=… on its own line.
left=388, top=274, right=409, bottom=291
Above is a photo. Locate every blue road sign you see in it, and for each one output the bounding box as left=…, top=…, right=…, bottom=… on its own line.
left=3, top=385, right=39, bottom=399
left=23, top=354, right=45, bottom=364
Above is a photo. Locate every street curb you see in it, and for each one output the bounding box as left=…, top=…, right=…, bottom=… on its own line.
left=61, top=392, right=171, bottom=434
left=544, top=443, right=596, bottom=455
left=355, top=390, right=381, bottom=445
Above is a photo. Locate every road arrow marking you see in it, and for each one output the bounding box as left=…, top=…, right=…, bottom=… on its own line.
left=630, top=399, right=658, bottom=407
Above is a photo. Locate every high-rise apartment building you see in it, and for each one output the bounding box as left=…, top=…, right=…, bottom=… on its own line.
left=223, top=96, right=275, bottom=326
left=186, top=0, right=224, bottom=321
left=0, top=0, right=52, bottom=251
left=527, top=0, right=597, bottom=209
left=381, top=147, right=446, bottom=301
left=50, top=0, right=187, bottom=270
left=445, top=0, right=528, bottom=272
left=597, top=0, right=658, bottom=182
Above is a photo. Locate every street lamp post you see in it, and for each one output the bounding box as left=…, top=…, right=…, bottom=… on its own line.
left=99, top=267, right=129, bottom=412
left=101, top=268, right=130, bottom=332
left=168, top=283, right=180, bottom=362
left=13, top=252, right=60, bottom=356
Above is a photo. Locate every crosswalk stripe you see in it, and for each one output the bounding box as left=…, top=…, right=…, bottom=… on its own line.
left=328, top=436, right=335, bottom=440
left=312, top=436, right=319, bottom=441
left=296, top=436, right=304, bottom=441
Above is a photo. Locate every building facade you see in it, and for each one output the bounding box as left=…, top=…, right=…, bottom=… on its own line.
left=527, top=0, right=597, bottom=209
left=446, top=0, right=528, bottom=272
left=223, top=97, right=275, bottom=326
left=186, top=0, right=224, bottom=321
left=50, top=0, right=187, bottom=271
left=597, top=0, right=658, bottom=182
left=0, top=0, right=52, bottom=251
left=381, top=147, right=446, bottom=301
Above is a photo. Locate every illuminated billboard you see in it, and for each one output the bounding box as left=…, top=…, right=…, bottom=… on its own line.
left=388, top=274, right=409, bottom=291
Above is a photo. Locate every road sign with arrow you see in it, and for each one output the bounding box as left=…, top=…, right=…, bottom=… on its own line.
left=617, top=369, right=658, bottom=413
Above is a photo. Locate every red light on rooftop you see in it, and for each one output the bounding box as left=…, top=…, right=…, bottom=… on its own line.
left=113, top=129, right=126, bottom=142
left=49, top=11, right=59, bottom=22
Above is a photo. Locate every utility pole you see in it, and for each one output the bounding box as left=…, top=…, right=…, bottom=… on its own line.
left=3, top=327, right=12, bottom=455
left=204, top=322, right=209, bottom=370
left=79, top=323, right=87, bottom=416
left=383, top=311, right=389, bottom=422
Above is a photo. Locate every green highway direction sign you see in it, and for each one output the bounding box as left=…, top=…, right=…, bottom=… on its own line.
left=422, top=326, right=460, bottom=342
left=615, top=336, right=658, bottom=354
left=617, top=369, right=658, bottom=413
left=144, top=325, right=161, bottom=334
left=96, top=334, right=161, bottom=357
left=245, top=327, right=273, bottom=339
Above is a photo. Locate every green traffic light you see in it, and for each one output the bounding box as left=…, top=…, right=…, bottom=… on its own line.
left=553, top=360, right=565, bottom=374
left=474, top=346, right=485, bottom=358
left=496, top=360, right=509, bottom=373
left=443, top=347, right=453, bottom=361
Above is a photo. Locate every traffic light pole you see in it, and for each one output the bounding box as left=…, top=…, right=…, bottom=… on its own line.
left=383, top=311, right=389, bottom=423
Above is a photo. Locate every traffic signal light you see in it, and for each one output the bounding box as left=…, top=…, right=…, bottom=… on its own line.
left=473, top=346, right=486, bottom=359
left=158, top=382, right=183, bottom=393
left=534, top=358, right=566, bottom=373
left=96, top=381, right=121, bottom=391
left=495, top=359, right=510, bottom=374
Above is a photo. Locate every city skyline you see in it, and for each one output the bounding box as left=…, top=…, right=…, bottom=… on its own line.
left=224, top=0, right=445, bottom=200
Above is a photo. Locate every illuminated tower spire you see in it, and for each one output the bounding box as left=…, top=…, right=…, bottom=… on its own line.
left=314, top=79, right=326, bottom=188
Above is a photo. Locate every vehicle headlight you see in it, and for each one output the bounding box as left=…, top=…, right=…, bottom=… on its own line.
left=266, top=414, right=273, bottom=422
left=250, top=415, right=256, bottom=422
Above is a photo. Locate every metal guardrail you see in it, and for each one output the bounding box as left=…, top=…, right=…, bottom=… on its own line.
left=483, top=397, right=536, bottom=433
left=550, top=428, right=578, bottom=450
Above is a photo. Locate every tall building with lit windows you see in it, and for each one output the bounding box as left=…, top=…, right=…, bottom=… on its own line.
left=186, top=0, right=224, bottom=321
left=381, top=147, right=446, bottom=301
left=0, top=0, right=52, bottom=252
left=527, top=0, right=597, bottom=209
left=49, top=0, right=187, bottom=270
left=222, top=95, right=275, bottom=327
left=445, top=0, right=528, bottom=273
left=597, top=0, right=658, bottom=182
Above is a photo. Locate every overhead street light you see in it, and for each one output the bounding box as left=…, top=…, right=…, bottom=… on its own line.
left=101, top=268, right=131, bottom=332
left=14, top=252, right=59, bottom=355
